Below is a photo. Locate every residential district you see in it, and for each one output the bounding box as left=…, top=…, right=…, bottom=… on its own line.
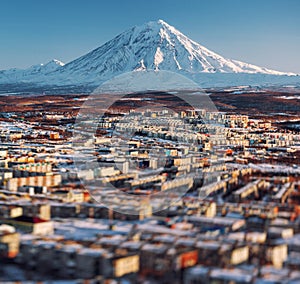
left=0, top=107, right=300, bottom=283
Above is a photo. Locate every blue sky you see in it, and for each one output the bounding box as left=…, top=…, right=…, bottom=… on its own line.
left=1, top=0, right=299, bottom=73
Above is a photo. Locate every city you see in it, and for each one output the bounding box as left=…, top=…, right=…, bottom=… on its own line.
left=0, top=88, right=300, bottom=283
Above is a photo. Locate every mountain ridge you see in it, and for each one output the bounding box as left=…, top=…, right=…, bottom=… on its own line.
left=0, top=20, right=298, bottom=88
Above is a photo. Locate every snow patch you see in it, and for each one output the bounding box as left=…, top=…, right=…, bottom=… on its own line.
left=154, top=47, right=164, bottom=70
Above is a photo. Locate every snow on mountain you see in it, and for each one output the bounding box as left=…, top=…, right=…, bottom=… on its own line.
left=56, top=19, right=294, bottom=85
left=0, top=59, right=64, bottom=83
left=0, top=20, right=298, bottom=88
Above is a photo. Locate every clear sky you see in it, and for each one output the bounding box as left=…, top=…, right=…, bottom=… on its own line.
left=1, top=0, right=299, bottom=73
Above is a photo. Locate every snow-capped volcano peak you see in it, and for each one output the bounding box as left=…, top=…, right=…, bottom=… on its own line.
left=0, top=20, right=297, bottom=88
left=145, top=19, right=181, bottom=34
left=57, top=19, right=292, bottom=84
